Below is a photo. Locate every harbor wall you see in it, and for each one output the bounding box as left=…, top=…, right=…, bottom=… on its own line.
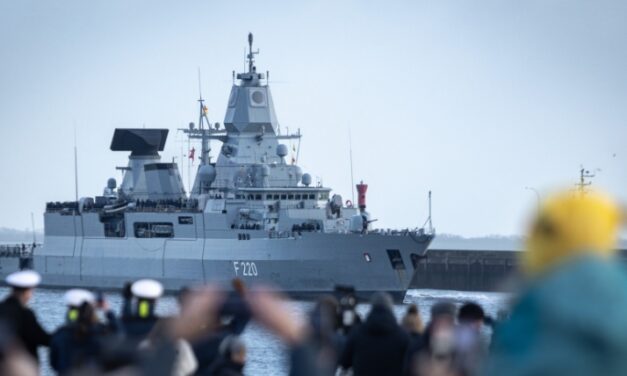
left=411, top=248, right=627, bottom=292
left=410, top=249, right=519, bottom=292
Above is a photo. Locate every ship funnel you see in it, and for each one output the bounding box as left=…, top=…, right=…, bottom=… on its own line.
left=356, top=181, right=368, bottom=213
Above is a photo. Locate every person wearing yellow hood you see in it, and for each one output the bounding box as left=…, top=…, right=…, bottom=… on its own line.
left=485, top=190, right=626, bottom=376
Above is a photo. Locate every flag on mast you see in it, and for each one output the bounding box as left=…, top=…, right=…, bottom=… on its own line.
left=188, top=147, right=196, bottom=164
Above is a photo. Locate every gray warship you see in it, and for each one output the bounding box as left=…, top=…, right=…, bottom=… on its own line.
left=37, top=34, right=434, bottom=301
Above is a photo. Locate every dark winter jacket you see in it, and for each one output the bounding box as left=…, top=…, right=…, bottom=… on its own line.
left=340, top=305, right=410, bottom=376
left=49, top=324, right=103, bottom=374
left=0, top=295, right=50, bottom=361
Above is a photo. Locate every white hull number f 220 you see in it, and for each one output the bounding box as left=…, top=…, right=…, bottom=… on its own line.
left=233, top=261, right=258, bottom=277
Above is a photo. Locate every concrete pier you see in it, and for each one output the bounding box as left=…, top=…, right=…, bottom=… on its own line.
left=411, top=247, right=627, bottom=292
left=410, top=249, right=519, bottom=292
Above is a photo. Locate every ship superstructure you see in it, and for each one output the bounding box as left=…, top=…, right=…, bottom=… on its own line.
left=36, top=34, right=434, bottom=301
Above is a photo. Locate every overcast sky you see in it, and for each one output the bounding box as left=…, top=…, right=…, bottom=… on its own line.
left=1, top=1, right=625, bottom=236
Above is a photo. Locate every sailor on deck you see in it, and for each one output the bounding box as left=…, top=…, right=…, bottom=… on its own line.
left=0, top=270, right=50, bottom=362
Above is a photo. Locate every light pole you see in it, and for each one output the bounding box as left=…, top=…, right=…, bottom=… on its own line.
left=525, top=186, right=541, bottom=211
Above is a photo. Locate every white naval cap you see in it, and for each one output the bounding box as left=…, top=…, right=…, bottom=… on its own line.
left=5, top=270, right=41, bottom=288
left=131, top=279, right=163, bottom=299
left=63, top=289, right=95, bottom=307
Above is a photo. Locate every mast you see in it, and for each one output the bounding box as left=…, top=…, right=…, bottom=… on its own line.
left=428, top=191, right=433, bottom=233
left=31, top=212, right=36, bottom=244
left=197, top=69, right=210, bottom=166
left=247, top=32, right=259, bottom=73
left=349, top=128, right=355, bottom=204
left=73, top=125, right=79, bottom=202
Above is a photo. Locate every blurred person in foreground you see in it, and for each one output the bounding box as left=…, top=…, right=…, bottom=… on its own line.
left=191, top=279, right=252, bottom=375
left=207, top=335, right=246, bottom=376
left=0, top=322, right=38, bottom=376
left=0, top=270, right=50, bottom=363
left=121, top=279, right=163, bottom=342
left=404, top=301, right=459, bottom=376
left=401, top=304, right=424, bottom=342
left=171, top=285, right=319, bottom=376
left=50, top=289, right=121, bottom=374
left=334, top=285, right=362, bottom=336
left=340, top=292, right=410, bottom=376
left=486, top=190, right=626, bottom=376
left=455, top=302, right=488, bottom=376
left=308, top=295, right=344, bottom=375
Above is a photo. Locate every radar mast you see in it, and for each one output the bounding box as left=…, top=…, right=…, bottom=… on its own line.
left=247, top=32, right=259, bottom=74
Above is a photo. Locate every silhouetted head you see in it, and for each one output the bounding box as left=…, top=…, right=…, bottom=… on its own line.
left=402, top=304, right=423, bottom=334
left=370, top=292, right=394, bottom=313
left=458, top=302, right=485, bottom=329
left=430, top=301, right=456, bottom=327
left=311, top=294, right=340, bottom=336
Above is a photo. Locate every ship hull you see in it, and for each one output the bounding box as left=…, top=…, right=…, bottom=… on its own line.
left=34, top=234, right=430, bottom=303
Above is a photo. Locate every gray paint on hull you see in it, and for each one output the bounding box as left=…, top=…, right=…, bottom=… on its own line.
left=34, top=232, right=431, bottom=302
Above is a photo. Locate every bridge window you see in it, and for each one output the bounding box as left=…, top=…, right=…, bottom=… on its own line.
left=288, top=194, right=294, bottom=200
left=134, top=222, right=174, bottom=238
left=178, top=216, right=193, bottom=225
left=255, top=194, right=262, bottom=200
left=295, top=194, right=301, bottom=200
left=281, top=194, right=287, bottom=200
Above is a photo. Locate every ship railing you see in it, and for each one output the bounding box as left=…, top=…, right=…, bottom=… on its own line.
left=45, top=201, right=79, bottom=213
left=127, top=206, right=202, bottom=213
left=0, top=243, right=40, bottom=258
left=49, top=198, right=205, bottom=214
left=369, top=228, right=435, bottom=237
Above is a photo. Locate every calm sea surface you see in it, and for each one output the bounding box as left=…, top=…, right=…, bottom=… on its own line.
left=0, top=287, right=508, bottom=375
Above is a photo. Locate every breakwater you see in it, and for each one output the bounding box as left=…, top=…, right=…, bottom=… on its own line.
left=411, top=248, right=627, bottom=292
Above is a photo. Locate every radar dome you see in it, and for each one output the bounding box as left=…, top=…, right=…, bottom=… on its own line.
left=302, top=173, right=312, bottom=187
left=107, top=178, right=117, bottom=189
left=276, top=144, right=288, bottom=158
left=294, top=166, right=303, bottom=182
left=198, top=165, right=217, bottom=185
left=261, top=165, right=270, bottom=176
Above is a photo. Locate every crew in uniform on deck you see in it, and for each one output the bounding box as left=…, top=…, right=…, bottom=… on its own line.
left=0, top=270, right=50, bottom=362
